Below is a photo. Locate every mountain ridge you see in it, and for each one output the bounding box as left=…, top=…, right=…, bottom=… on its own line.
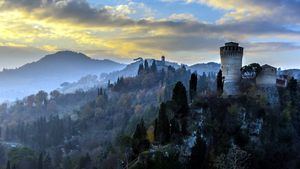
left=0, top=51, right=126, bottom=101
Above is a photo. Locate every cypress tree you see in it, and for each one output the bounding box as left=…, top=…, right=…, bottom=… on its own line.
left=217, top=70, right=223, bottom=95
left=133, top=119, right=147, bottom=141
left=144, top=60, right=149, bottom=72
left=157, top=103, right=170, bottom=144
left=170, top=117, right=180, bottom=136
left=189, top=73, right=198, bottom=101
left=172, top=81, right=189, bottom=117
left=288, top=77, right=298, bottom=105
left=132, top=119, right=149, bottom=154
left=151, top=60, right=157, bottom=73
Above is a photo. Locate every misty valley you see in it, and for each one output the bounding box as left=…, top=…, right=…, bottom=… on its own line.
left=0, top=45, right=299, bottom=169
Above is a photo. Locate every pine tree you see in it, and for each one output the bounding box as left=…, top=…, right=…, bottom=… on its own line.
left=217, top=70, right=224, bottom=95
left=189, top=73, right=198, bottom=101
left=157, top=103, right=170, bottom=144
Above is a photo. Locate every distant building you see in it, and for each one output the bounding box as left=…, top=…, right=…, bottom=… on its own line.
left=220, top=42, right=244, bottom=96
left=161, top=56, right=165, bottom=64
left=256, top=64, right=277, bottom=86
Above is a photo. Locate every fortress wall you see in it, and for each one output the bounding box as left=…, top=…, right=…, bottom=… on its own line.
left=256, top=73, right=277, bottom=85
left=256, top=66, right=277, bottom=86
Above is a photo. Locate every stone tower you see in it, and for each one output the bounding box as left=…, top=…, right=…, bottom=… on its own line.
left=220, top=42, right=243, bottom=96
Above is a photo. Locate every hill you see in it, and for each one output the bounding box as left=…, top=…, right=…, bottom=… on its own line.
left=282, top=69, right=300, bottom=79
left=102, top=59, right=181, bottom=83
left=189, top=62, right=220, bottom=74
left=102, top=59, right=220, bottom=83
left=0, top=51, right=125, bottom=101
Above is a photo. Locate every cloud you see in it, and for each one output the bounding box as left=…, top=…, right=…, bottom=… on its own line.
left=168, top=13, right=198, bottom=21
left=166, top=0, right=300, bottom=24
left=245, top=42, right=300, bottom=53
left=1, top=0, right=135, bottom=27
left=0, top=0, right=300, bottom=68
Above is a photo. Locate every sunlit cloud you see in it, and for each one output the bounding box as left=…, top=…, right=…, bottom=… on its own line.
left=0, top=0, right=299, bottom=68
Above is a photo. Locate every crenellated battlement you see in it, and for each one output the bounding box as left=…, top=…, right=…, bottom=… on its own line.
left=220, top=42, right=243, bottom=56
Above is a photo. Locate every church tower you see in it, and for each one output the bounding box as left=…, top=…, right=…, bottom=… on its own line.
left=220, top=42, right=243, bottom=96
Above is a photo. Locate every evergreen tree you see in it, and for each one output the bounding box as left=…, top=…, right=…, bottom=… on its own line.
left=151, top=60, right=157, bottom=73
left=172, top=81, right=189, bottom=117
left=132, top=119, right=150, bottom=154
left=217, top=70, right=224, bottom=95
left=133, top=119, right=147, bottom=140
left=144, top=60, right=149, bottom=72
left=190, top=135, right=207, bottom=169
left=172, top=82, right=189, bottom=136
left=170, top=117, right=181, bottom=143
left=288, top=77, right=298, bottom=105
left=189, top=73, right=198, bottom=101
left=157, top=103, right=170, bottom=144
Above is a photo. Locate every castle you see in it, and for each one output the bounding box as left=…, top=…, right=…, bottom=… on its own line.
left=220, top=42, right=279, bottom=97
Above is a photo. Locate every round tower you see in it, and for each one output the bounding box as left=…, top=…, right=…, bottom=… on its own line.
left=220, top=42, right=243, bottom=96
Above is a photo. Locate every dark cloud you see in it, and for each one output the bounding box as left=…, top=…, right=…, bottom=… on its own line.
left=2, top=0, right=134, bottom=27
left=2, top=0, right=300, bottom=36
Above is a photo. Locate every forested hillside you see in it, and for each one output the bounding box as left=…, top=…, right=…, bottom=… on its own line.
left=0, top=61, right=218, bottom=169
left=0, top=61, right=299, bottom=169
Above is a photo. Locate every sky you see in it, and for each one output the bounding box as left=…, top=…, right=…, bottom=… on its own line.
left=0, top=0, right=300, bottom=69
